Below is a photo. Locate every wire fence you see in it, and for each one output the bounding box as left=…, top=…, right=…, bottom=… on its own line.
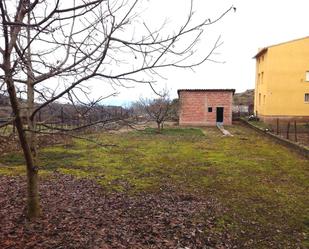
left=233, top=113, right=309, bottom=147
left=267, top=119, right=309, bottom=146
left=0, top=106, right=133, bottom=138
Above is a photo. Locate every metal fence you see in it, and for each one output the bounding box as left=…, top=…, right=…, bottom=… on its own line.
left=267, top=119, right=309, bottom=146
left=0, top=105, right=133, bottom=137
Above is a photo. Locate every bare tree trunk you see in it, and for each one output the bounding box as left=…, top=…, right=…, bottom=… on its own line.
left=25, top=8, right=40, bottom=219
left=2, top=5, right=41, bottom=219
left=157, top=122, right=161, bottom=133
left=26, top=9, right=38, bottom=163
left=26, top=85, right=40, bottom=219
left=26, top=18, right=37, bottom=161
left=5, top=75, right=40, bottom=219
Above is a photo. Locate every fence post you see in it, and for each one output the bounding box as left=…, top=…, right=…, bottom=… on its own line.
left=276, top=118, right=279, bottom=135
left=294, top=120, right=297, bottom=142
left=61, top=107, right=64, bottom=129
left=286, top=122, right=290, bottom=139
left=306, top=123, right=309, bottom=143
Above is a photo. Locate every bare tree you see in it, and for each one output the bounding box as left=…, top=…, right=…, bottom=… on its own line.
left=139, top=90, right=172, bottom=133
left=0, top=0, right=234, bottom=218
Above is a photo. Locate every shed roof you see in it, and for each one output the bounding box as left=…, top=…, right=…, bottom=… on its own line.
left=177, top=89, right=235, bottom=96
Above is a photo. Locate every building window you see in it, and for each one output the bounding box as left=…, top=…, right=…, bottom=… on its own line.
left=305, top=93, right=309, bottom=102
left=258, top=73, right=260, bottom=84
left=261, top=72, right=264, bottom=84
left=263, top=95, right=266, bottom=105
left=259, top=93, right=261, bottom=105
left=208, top=107, right=212, bottom=112
left=306, top=71, right=309, bottom=81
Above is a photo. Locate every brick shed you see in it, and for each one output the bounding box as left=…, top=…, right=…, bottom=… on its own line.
left=178, top=89, right=235, bottom=126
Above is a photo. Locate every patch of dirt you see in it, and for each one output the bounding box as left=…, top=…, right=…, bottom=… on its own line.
left=0, top=174, right=233, bottom=249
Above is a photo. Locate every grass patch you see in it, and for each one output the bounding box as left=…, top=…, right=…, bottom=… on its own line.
left=0, top=124, right=14, bottom=135
left=0, top=125, right=308, bottom=247
left=247, top=119, right=272, bottom=130
left=139, top=127, right=204, bottom=136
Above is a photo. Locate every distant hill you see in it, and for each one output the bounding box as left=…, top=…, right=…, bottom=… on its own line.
left=233, top=89, right=254, bottom=106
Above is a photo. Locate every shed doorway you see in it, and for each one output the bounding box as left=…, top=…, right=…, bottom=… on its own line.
left=216, top=107, right=224, bottom=123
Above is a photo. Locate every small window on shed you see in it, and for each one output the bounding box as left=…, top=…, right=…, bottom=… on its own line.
left=208, top=107, right=212, bottom=112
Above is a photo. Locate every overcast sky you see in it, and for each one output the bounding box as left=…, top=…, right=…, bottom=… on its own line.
left=98, top=0, right=309, bottom=106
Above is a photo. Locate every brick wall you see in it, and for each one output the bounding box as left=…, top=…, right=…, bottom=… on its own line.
left=179, top=91, right=233, bottom=126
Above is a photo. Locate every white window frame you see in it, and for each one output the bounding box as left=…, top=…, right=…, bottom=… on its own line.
left=306, top=71, right=309, bottom=82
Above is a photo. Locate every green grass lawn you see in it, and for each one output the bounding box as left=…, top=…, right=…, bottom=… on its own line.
left=0, top=125, right=308, bottom=248
left=0, top=124, right=14, bottom=135
left=247, top=120, right=272, bottom=130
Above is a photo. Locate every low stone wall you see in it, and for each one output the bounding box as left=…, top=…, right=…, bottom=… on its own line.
left=239, top=119, right=309, bottom=159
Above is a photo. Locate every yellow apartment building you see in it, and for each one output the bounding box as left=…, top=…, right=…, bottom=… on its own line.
left=254, top=36, right=309, bottom=123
